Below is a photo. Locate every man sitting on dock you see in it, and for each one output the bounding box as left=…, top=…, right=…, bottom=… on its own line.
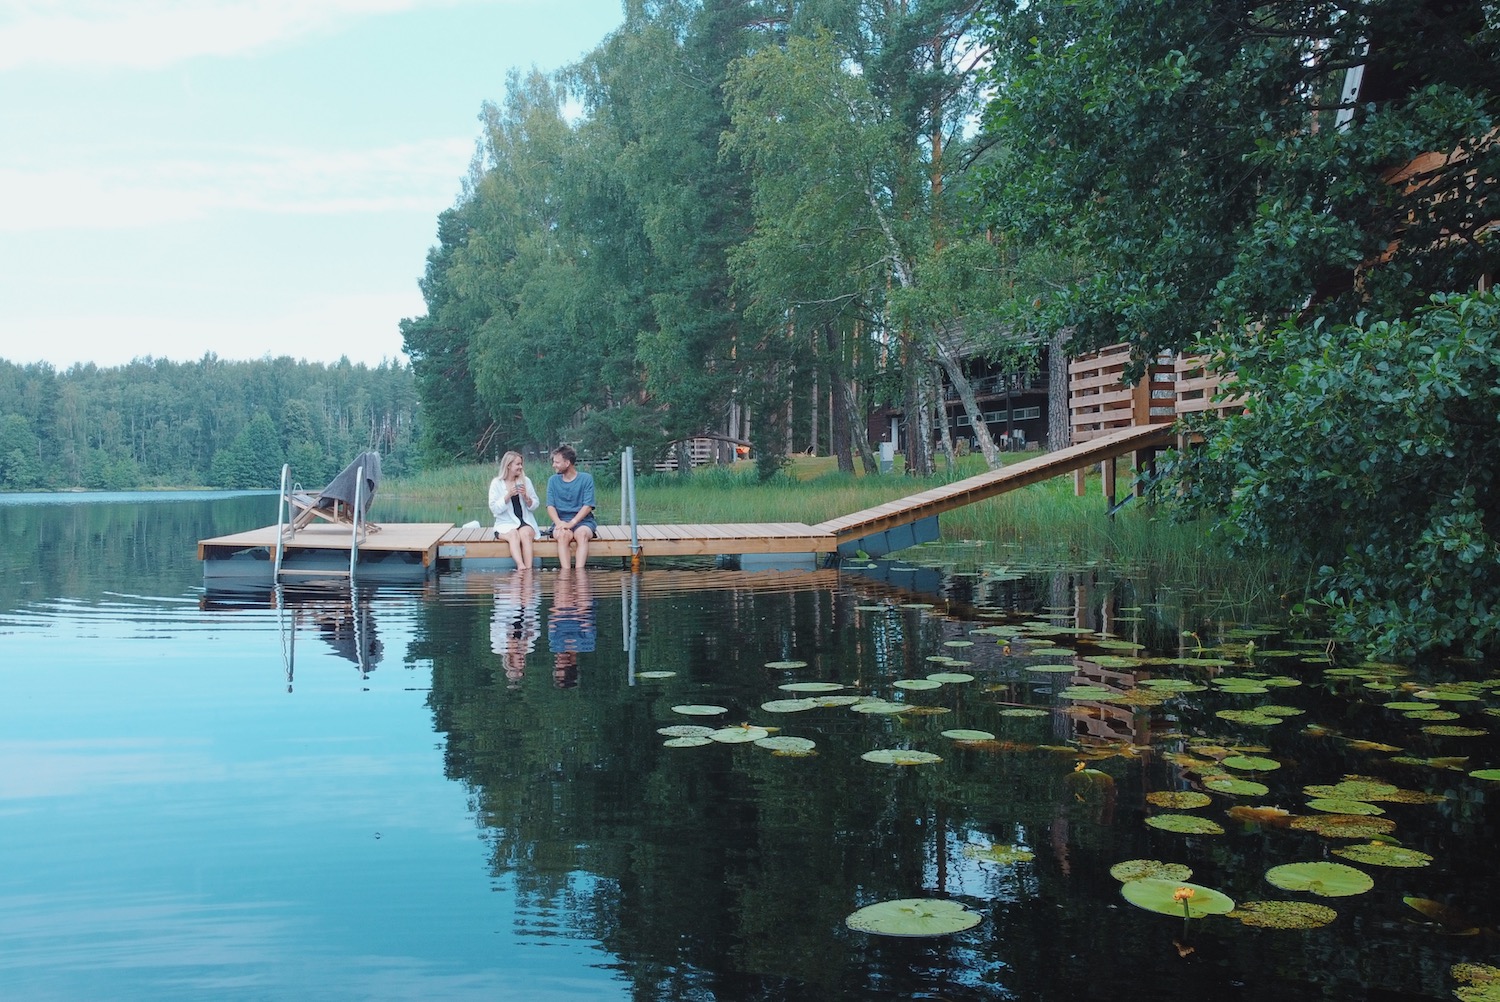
left=546, top=445, right=596, bottom=570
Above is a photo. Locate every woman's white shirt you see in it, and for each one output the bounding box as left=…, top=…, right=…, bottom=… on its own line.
left=489, top=475, right=540, bottom=532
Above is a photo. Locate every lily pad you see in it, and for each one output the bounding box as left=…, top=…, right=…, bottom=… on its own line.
left=1145, top=791, right=1213, bottom=809
left=1264, top=861, right=1374, bottom=897
left=1306, top=798, right=1385, bottom=816
left=657, top=724, right=713, bottom=737
left=927, top=672, right=976, bottom=684
left=1451, top=963, right=1500, bottom=1002
left=1469, top=768, right=1500, bottom=781
left=1145, top=814, right=1225, bottom=835
left=710, top=725, right=770, bottom=743
left=999, top=707, right=1051, bottom=717
left=862, top=748, right=943, bottom=766
left=637, top=670, right=677, bottom=679
left=764, top=660, right=808, bottom=670
left=1423, top=725, right=1488, bottom=737
left=672, top=704, right=728, bottom=716
left=941, top=729, right=997, bottom=741
left=1059, top=685, right=1115, bottom=700
left=1332, top=842, right=1433, bottom=868
left=754, top=735, right=816, bottom=754
left=1119, top=878, right=1235, bottom=918
left=844, top=898, right=981, bottom=937
left=1222, top=755, right=1281, bottom=772
left=1304, top=779, right=1400, bottom=801
left=663, top=735, right=714, bottom=748
left=1025, top=664, right=1078, bottom=673
left=1406, top=707, right=1463, bottom=721
left=1109, top=859, right=1193, bottom=883
left=1230, top=900, right=1338, bottom=929
left=894, top=678, right=943, bottom=690
left=1215, top=709, right=1283, bottom=726
left=779, top=681, right=845, bottom=692
left=760, top=698, right=819, bottom=713
left=1084, top=655, right=1145, bottom=669
left=1139, top=678, right=1208, bottom=692
left=1204, top=777, right=1271, bottom=797
left=1289, top=813, right=1398, bottom=839
left=850, top=699, right=911, bottom=714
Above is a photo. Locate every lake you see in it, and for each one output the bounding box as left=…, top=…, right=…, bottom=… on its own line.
left=0, top=492, right=1496, bottom=1000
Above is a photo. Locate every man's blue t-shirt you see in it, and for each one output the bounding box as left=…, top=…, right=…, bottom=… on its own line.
left=547, top=470, right=597, bottom=529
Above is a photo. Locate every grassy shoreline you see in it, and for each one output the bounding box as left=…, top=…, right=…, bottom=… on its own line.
left=382, top=455, right=1270, bottom=588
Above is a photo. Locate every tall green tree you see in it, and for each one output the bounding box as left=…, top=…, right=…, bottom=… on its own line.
left=977, top=0, right=1500, bottom=368
left=725, top=4, right=1000, bottom=474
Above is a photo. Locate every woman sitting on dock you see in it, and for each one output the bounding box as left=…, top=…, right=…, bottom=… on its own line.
left=488, top=451, right=540, bottom=570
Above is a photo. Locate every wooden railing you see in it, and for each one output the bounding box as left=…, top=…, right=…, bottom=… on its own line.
left=1068, top=344, right=1241, bottom=443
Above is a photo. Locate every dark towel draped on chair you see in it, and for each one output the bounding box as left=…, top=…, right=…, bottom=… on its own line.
left=290, top=451, right=382, bottom=529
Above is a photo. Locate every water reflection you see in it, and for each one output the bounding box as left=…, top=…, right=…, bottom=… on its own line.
left=7, top=496, right=1500, bottom=1001
left=491, top=572, right=542, bottom=688
left=275, top=588, right=385, bottom=689
left=547, top=572, right=595, bottom=689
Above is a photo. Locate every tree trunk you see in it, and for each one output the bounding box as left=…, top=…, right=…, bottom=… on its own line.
left=836, top=373, right=878, bottom=474
left=831, top=381, right=853, bottom=473
left=932, top=331, right=1001, bottom=468
left=808, top=372, right=819, bottom=454
left=902, top=337, right=932, bottom=476
left=1048, top=329, right=1071, bottom=451
left=933, top=364, right=956, bottom=473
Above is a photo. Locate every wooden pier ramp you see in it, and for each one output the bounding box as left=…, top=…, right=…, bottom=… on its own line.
left=815, top=422, right=1174, bottom=556
left=198, top=424, right=1173, bottom=582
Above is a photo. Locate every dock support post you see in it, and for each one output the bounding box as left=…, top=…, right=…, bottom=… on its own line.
left=622, top=447, right=640, bottom=571
left=349, top=464, right=364, bottom=580
left=274, top=464, right=290, bottom=583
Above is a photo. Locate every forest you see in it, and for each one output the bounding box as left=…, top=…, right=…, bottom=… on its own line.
left=0, top=355, right=417, bottom=491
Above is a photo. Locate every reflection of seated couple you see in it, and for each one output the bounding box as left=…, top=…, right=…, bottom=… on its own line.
left=490, top=571, right=540, bottom=688
left=490, top=570, right=595, bottom=689
left=487, top=445, right=596, bottom=571
left=547, top=571, right=595, bottom=689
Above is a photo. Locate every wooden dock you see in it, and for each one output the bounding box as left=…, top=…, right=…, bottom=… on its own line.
left=198, top=424, right=1173, bottom=584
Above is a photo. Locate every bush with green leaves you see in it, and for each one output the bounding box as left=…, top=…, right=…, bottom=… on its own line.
left=1161, top=290, right=1500, bottom=659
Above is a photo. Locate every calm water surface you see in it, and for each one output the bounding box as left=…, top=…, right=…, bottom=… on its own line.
left=0, top=493, right=1496, bottom=1001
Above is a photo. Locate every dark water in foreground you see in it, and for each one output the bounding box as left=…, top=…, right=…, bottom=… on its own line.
left=1, top=493, right=1497, bottom=1000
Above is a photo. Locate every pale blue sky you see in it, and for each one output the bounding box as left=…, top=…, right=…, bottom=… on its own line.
left=0, top=0, right=625, bottom=370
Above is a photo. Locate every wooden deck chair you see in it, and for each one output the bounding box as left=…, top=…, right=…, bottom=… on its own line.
left=290, top=451, right=383, bottom=531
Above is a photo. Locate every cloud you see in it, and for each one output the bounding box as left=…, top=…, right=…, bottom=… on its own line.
left=0, top=0, right=478, bottom=71
left=0, top=137, right=474, bottom=231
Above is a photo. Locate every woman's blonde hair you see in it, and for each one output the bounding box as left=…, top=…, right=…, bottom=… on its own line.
left=499, top=450, right=524, bottom=480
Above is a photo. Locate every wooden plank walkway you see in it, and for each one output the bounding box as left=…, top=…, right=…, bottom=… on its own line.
left=198, top=424, right=1174, bottom=578
left=438, top=522, right=836, bottom=561
left=814, top=423, right=1175, bottom=544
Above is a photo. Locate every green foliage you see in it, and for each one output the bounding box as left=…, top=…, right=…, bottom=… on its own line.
left=0, top=413, right=42, bottom=489
left=977, top=0, right=1500, bottom=368
left=0, top=355, right=415, bottom=491
left=1161, top=291, right=1500, bottom=658
left=209, top=412, right=286, bottom=489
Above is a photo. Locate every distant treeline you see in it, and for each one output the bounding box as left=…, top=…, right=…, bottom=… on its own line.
left=0, top=355, right=417, bottom=491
